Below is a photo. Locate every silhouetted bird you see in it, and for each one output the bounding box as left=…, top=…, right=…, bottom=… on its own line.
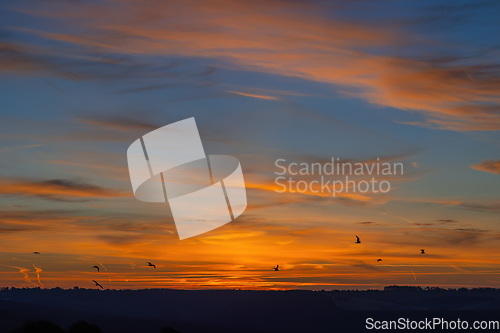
left=92, top=280, right=104, bottom=289
left=377, top=259, right=382, bottom=262
left=147, top=262, right=156, bottom=268
left=92, top=265, right=99, bottom=272
left=33, top=252, right=40, bottom=254
left=274, top=265, right=279, bottom=271
left=420, top=249, right=425, bottom=254
left=355, top=235, right=361, bottom=244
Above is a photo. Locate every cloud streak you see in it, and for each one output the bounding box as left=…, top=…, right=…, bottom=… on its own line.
left=471, top=160, right=500, bottom=175
left=226, top=91, right=279, bottom=100
left=3, top=0, right=500, bottom=130
left=0, top=178, right=129, bottom=201
left=9, top=266, right=38, bottom=287
left=33, top=264, right=44, bottom=288
left=0, top=144, right=42, bottom=153
left=78, top=117, right=157, bottom=131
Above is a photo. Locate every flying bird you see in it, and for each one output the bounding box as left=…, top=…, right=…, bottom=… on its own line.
left=274, top=265, right=279, bottom=271
left=33, top=252, right=40, bottom=255
left=92, top=265, right=100, bottom=272
left=147, top=262, right=156, bottom=268
left=377, top=259, right=382, bottom=262
left=420, top=249, right=425, bottom=254
left=355, top=236, right=361, bottom=244
left=92, top=280, right=103, bottom=289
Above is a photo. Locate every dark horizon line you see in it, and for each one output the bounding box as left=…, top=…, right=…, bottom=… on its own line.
left=1, top=285, right=499, bottom=292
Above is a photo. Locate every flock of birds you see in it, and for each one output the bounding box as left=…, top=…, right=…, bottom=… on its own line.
left=92, top=262, right=157, bottom=289
left=33, top=235, right=428, bottom=287
left=33, top=251, right=156, bottom=290
left=272, top=235, right=426, bottom=271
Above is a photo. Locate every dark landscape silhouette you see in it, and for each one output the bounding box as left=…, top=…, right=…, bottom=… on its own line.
left=1, top=287, right=499, bottom=333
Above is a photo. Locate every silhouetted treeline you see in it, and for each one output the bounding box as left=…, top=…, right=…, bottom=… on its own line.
left=11, top=320, right=179, bottom=333
left=382, top=285, right=500, bottom=292
left=11, top=320, right=101, bottom=333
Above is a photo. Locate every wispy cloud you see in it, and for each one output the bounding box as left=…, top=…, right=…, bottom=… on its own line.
left=471, top=160, right=500, bottom=175
left=9, top=266, right=38, bottom=286
left=0, top=178, right=129, bottom=201
left=0, top=144, right=42, bottom=153
left=0, top=41, right=78, bottom=78
left=436, top=219, right=458, bottom=223
left=458, top=201, right=500, bottom=212
left=226, top=91, right=279, bottom=100
left=94, top=261, right=108, bottom=272
left=3, top=0, right=500, bottom=130
left=33, top=264, right=44, bottom=288
left=78, top=117, right=157, bottom=131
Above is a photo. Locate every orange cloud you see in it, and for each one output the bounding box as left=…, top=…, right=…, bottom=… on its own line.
left=6, top=266, right=38, bottom=287
left=226, top=91, right=279, bottom=100
left=246, top=180, right=379, bottom=204
left=33, top=264, right=44, bottom=288
left=0, top=178, right=129, bottom=201
left=471, top=160, right=500, bottom=175
left=6, top=0, right=500, bottom=130
left=78, top=117, right=156, bottom=131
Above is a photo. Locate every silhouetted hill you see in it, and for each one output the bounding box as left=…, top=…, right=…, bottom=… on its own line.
left=0, top=288, right=499, bottom=332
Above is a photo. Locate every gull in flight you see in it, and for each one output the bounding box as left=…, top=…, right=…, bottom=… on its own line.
left=273, top=265, right=279, bottom=271
left=355, top=236, right=361, bottom=244
left=92, top=280, right=104, bottom=290
left=147, top=262, right=156, bottom=268
left=33, top=252, right=40, bottom=255
left=420, top=249, right=425, bottom=254
left=92, top=266, right=100, bottom=272
left=377, top=259, right=382, bottom=262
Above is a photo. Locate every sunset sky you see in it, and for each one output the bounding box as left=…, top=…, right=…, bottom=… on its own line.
left=0, top=0, right=499, bottom=290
